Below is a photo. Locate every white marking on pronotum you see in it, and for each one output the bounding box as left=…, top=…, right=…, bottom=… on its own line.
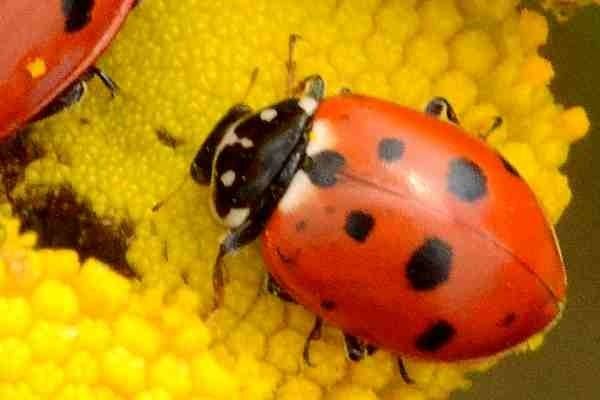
left=306, top=119, right=337, bottom=156
left=224, top=207, right=250, bottom=228
left=278, top=171, right=315, bottom=214
left=260, top=108, right=278, bottom=122
left=220, top=170, right=236, bottom=187
left=219, top=130, right=240, bottom=149
left=240, top=137, right=254, bottom=148
left=299, top=95, right=318, bottom=115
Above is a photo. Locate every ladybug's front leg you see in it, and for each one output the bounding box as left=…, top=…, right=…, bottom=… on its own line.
left=302, top=317, right=323, bottom=366
left=212, top=215, right=269, bottom=309
left=211, top=138, right=308, bottom=309
left=424, top=97, right=460, bottom=125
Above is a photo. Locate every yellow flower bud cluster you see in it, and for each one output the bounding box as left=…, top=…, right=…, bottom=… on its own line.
left=3, top=1, right=589, bottom=399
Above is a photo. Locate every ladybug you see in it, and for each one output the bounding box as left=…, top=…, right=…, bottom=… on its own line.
left=0, top=0, right=137, bottom=137
left=190, top=74, right=566, bottom=379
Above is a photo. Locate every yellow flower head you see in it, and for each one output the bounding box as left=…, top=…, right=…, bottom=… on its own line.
left=0, top=1, right=590, bottom=399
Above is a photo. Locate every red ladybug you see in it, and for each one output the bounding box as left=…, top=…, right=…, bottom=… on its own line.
left=190, top=74, right=565, bottom=379
left=0, top=0, right=137, bottom=137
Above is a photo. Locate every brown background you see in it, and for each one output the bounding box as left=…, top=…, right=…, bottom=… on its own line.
left=457, top=5, right=600, bottom=400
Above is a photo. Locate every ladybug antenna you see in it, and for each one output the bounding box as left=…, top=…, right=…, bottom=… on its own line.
left=241, top=67, right=259, bottom=103
left=286, top=33, right=302, bottom=96
left=153, top=66, right=260, bottom=215
left=151, top=176, right=190, bottom=212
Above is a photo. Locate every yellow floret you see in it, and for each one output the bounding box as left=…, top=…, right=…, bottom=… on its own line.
left=558, top=106, right=591, bottom=142
left=520, top=9, right=549, bottom=50
left=0, top=337, right=31, bottom=380
left=450, top=30, right=498, bottom=78
left=31, top=279, right=79, bottom=322
left=0, top=297, right=31, bottom=336
left=520, top=55, right=555, bottom=86
left=0, top=1, right=591, bottom=399
left=77, top=260, right=131, bottom=316
left=277, top=377, right=322, bottom=400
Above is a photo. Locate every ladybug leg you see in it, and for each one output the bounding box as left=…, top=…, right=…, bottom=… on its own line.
left=343, top=334, right=378, bottom=360
left=302, top=316, right=323, bottom=366
left=212, top=137, right=309, bottom=309
left=397, top=358, right=415, bottom=384
left=344, top=333, right=368, bottom=361
left=425, top=97, right=460, bottom=125
left=31, top=67, right=119, bottom=122
left=190, top=104, right=253, bottom=184
left=86, top=66, right=119, bottom=98
left=212, top=216, right=270, bottom=309
left=265, top=274, right=296, bottom=303
left=31, top=80, right=87, bottom=122
left=344, top=334, right=414, bottom=384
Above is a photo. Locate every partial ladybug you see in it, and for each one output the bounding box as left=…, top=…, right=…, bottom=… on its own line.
left=0, top=0, right=137, bottom=137
left=189, top=73, right=565, bottom=375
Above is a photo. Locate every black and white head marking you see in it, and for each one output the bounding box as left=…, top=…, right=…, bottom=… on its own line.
left=197, top=75, right=325, bottom=232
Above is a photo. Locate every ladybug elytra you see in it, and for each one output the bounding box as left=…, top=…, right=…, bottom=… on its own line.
left=0, top=0, right=137, bottom=137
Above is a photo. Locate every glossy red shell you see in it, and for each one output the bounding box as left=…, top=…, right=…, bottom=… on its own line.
left=0, top=0, right=136, bottom=137
left=262, top=94, right=566, bottom=361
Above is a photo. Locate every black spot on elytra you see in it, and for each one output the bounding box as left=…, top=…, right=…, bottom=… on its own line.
left=500, top=155, right=521, bottom=178
left=345, top=210, right=375, bottom=242
left=62, top=0, right=95, bottom=32
left=447, top=157, right=487, bottom=202
left=499, top=312, right=517, bottom=327
left=416, top=320, right=456, bottom=352
left=306, top=150, right=345, bottom=187
left=378, top=138, right=405, bottom=162
left=13, top=186, right=137, bottom=278
left=320, top=299, right=336, bottom=310
left=325, top=205, right=336, bottom=214
left=406, top=237, right=452, bottom=290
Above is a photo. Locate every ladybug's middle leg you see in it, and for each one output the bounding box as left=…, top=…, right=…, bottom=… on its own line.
left=344, top=334, right=414, bottom=384
left=302, top=316, right=323, bottom=366
left=397, top=358, right=415, bottom=384
left=343, top=333, right=378, bottom=361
